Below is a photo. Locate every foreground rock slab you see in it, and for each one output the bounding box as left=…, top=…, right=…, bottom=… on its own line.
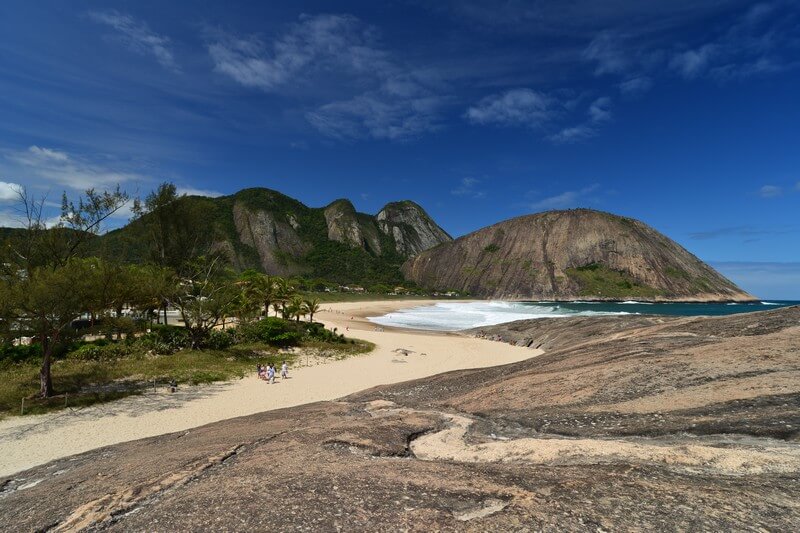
left=2, top=307, right=799, bottom=531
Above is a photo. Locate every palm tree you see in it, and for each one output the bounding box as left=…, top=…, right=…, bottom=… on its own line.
left=303, top=297, right=321, bottom=323
left=289, top=295, right=305, bottom=323
left=254, top=274, right=277, bottom=318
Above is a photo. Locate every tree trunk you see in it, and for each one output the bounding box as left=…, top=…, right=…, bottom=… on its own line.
left=39, top=334, right=53, bottom=398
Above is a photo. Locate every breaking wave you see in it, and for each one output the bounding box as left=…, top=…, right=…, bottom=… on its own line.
left=367, top=301, right=633, bottom=332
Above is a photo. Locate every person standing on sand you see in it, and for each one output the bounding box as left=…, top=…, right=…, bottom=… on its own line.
left=267, top=364, right=275, bottom=384
left=281, top=361, right=288, bottom=379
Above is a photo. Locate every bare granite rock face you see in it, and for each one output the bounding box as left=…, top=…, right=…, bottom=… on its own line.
left=2, top=307, right=799, bottom=531
left=403, top=208, right=755, bottom=301
left=324, top=199, right=366, bottom=249
left=377, top=201, right=453, bottom=256
left=232, top=201, right=309, bottom=276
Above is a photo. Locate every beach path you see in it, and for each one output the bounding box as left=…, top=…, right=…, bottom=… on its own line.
left=0, top=300, right=538, bottom=477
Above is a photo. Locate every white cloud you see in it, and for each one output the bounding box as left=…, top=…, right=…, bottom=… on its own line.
left=465, top=89, right=555, bottom=127
left=4, top=145, right=146, bottom=190
left=583, top=32, right=629, bottom=75
left=88, top=11, right=179, bottom=72
left=618, top=76, right=653, bottom=96
left=208, top=14, right=386, bottom=91
left=0, top=210, right=23, bottom=228
left=176, top=186, right=224, bottom=198
left=530, top=184, right=600, bottom=210
left=208, top=14, right=445, bottom=141
left=451, top=177, right=486, bottom=198
left=0, top=181, right=22, bottom=201
left=759, top=185, right=783, bottom=198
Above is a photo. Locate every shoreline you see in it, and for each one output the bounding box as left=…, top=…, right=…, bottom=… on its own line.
left=0, top=299, right=536, bottom=478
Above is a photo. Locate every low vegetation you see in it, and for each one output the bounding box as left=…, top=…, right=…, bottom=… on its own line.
left=566, top=263, right=664, bottom=299
left=0, top=320, right=373, bottom=418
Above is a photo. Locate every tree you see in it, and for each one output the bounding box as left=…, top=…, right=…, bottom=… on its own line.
left=168, top=256, right=238, bottom=349
left=287, top=295, right=305, bottom=323
left=18, top=259, right=95, bottom=396
left=7, top=186, right=129, bottom=397
left=303, top=297, right=321, bottom=323
left=132, top=182, right=211, bottom=275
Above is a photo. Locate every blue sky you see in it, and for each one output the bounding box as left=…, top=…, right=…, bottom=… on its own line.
left=0, top=1, right=799, bottom=297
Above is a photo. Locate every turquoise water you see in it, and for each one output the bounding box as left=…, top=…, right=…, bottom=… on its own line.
left=525, top=300, right=800, bottom=317
left=368, top=300, right=799, bottom=332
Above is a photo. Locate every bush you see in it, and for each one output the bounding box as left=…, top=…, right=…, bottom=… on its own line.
left=0, top=343, right=41, bottom=364
left=237, top=317, right=302, bottom=347
left=203, top=329, right=234, bottom=350
left=140, top=326, right=192, bottom=352
left=67, top=342, right=132, bottom=361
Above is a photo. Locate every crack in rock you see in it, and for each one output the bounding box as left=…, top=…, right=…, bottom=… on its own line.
left=52, top=443, right=248, bottom=532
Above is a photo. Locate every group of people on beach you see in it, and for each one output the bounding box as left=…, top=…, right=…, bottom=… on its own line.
left=257, top=362, right=288, bottom=384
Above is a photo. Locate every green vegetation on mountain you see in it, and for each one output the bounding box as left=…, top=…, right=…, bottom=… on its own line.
left=566, top=263, right=664, bottom=299
left=95, top=187, right=451, bottom=287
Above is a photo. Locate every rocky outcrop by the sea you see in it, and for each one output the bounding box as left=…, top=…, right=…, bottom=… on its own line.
left=403, top=208, right=755, bottom=301
left=3, top=306, right=798, bottom=530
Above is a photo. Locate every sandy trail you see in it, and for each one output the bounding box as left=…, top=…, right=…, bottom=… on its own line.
left=0, top=299, right=537, bottom=478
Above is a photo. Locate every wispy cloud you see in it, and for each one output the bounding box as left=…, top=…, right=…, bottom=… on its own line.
left=451, top=177, right=486, bottom=198
left=618, top=76, right=653, bottom=96
left=465, top=89, right=555, bottom=128
left=583, top=32, right=630, bottom=75
left=759, top=185, right=783, bottom=198
left=688, top=225, right=792, bottom=240
left=306, top=87, right=445, bottom=141
left=88, top=11, right=179, bottom=72
left=3, top=145, right=147, bottom=190
left=669, top=2, right=799, bottom=81
left=176, top=186, right=224, bottom=198
left=549, top=96, right=612, bottom=143
left=529, top=184, right=600, bottom=210
left=208, top=14, right=446, bottom=141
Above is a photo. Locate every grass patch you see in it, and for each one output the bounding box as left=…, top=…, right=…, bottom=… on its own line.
left=566, top=263, right=664, bottom=299
left=483, top=244, right=500, bottom=253
left=665, top=266, right=691, bottom=280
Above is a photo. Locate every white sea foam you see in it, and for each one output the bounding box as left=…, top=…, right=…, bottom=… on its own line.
left=620, top=300, right=653, bottom=305
left=367, top=301, right=633, bottom=332
left=761, top=301, right=779, bottom=305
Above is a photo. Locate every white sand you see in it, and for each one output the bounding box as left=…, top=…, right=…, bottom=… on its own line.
left=0, top=300, right=538, bottom=478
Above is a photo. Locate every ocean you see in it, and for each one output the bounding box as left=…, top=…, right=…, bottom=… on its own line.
left=367, top=300, right=800, bottom=332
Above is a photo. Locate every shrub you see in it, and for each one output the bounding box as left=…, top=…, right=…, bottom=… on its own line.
left=0, top=343, right=41, bottom=364
left=67, top=342, right=132, bottom=361
left=237, top=317, right=302, bottom=347
left=134, top=325, right=193, bottom=355
left=203, top=329, right=234, bottom=350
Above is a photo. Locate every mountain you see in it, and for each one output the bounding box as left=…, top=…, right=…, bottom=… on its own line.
left=402, top=209, right=755, bottom=301
left=97, top=188, right=452, bottom=285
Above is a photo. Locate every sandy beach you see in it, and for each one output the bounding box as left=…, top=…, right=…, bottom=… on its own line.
left=0, top=299, right=538, bottom=478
